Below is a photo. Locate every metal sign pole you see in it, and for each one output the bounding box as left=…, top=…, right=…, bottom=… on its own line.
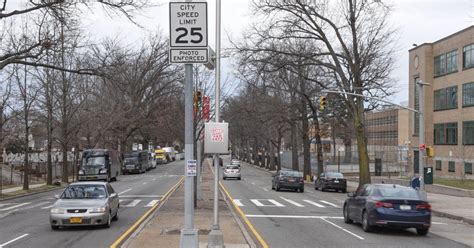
left=418, top=81, right=425, bottom=191
left=208, top=0, right=224, bottom=247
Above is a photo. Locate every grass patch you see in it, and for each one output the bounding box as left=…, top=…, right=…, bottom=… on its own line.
left=0, top=185, right=60, bottom=199
left=434, top=178, right=474, bottom=190
left=0, top=184, right=21, bottom=190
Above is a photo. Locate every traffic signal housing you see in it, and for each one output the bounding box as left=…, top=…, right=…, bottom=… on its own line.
left=319, top=96, right=327, bottom=111
left=426, top=146, right=434, bottom=158
left=196, top=90, right=202, bottom=107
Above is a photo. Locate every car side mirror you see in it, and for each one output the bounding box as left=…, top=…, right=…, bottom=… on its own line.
left=110, top=193, right=118, bottom=198
left=54, top=194, right=60, bottom=199
left=347, top=192, right=355, bottom=198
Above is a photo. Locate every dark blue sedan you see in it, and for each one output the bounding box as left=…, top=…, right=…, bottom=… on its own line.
left=343, top=184, right=431, bottom=235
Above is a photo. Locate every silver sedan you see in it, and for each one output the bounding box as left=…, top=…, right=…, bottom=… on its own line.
left=50, top=181, right=119, bottom=230
left=223, top=164, right=241, bottom=180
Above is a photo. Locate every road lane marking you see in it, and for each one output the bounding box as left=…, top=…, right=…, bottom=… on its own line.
left=142, top=182, right=147, bottom=185
left=26, top=201, right=50, bottom=209
left=320, top=218, right=365, bottom=240
left=280, top=197, right=304, bottom=207
left=432, top=222, right=448, bottom=225
left=250, top=199, right=285, bottom=207
left=250, top=199, right=265, bottom=207
left=233, top=199, right=244, bottom=207
left=246, top=214, right=343, bottom=219
left=145, top=200, right=159, bottom=207
left=0, top=233, right=29, bottom=247
left=320, top=200, right=340, bottom=208
left=263, top=188, right=269, bottom=192
left=251, top=182, right=255, bottom=185
left=124, top=200, right=141, bottom=207
left=42, top=205, right=54, bottom=209
left=118, top=188, right=132, bottom=195
left=267, top=200, right=285, bottom=207
left=0, top=203, right=13, bottom=208
left=0, top=202, right=31, bottom=211
left=119, top=195, right=163, bottom=198
left=303, top=200, right=326, bottom=208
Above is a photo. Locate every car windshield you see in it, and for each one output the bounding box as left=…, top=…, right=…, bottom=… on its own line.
left=61, top=185, right=107, bottom=199
left=83, top=156, right=105, bottom=168
left=374, top=186, right=421, bottom=199
left=226, top=165, right=239, bottom=170
left=326, top=172, right=344, bottom=178
left=281, top=171, right=302, bottom=177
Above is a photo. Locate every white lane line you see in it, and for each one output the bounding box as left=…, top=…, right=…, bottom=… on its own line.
left=25, top=201, right=50, bottom=209
left=0, top=203, right=13, bottom=208
left=251, top=182, right=255, bottom=185
left=320, top=200, right=340, bottom=208
left=0, top=233, right=29, bottom=247
left=280, top=197, right=304, bottom=207
left=124, top=200, right=141, bottom=207
left=320, top=218, right=365, bottom=240
left=120, top=195, right=163, bottom=198
left=142, top=182, right=147, bottom=185
left=118, top=188, right=132, bottom=195
left=152, top=178, right=157, bottom=181
left=267, top=200, right=285, bottom=207
left=233, top=199, right=244, bottom=207
left=0, top=202, right=31, bottom=211
left=432, top=222, right=448, bottom=225
left=263, top=188, right=269, bottom=192
left=145, top=200, right=159, bottom=207
left=246, top=214, right=343, bottom=219
left=41, top=205, right=54, bottom=209
left=303, top=200, right=326, bottom=208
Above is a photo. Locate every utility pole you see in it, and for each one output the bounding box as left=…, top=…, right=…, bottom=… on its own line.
left=417, top=80, right=429, bottom=191
left=208, top=0, right=225, bottom=247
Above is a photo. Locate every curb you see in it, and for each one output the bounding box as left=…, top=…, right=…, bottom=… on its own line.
left=110, top=177, right=184, bottom=248
left=432, top=210, right=474, bottom=225
left=0, top=186, right=64, bottom=202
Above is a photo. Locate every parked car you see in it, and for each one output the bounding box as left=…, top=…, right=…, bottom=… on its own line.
left=272, top=170, right=304, bottom=192
left=315, top=172, right=347, bottom=193
left=223, top=164, right=241, bottom=180
left=343, top=184, right=431, bottom=235
left=50, top=181, right=119, bottom=230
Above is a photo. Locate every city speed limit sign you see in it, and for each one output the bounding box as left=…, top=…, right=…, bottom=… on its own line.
left=169, top=2, right=208, bottom=47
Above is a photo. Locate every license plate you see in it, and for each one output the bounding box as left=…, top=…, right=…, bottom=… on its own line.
left=289, top=179, right=295, bottom=182
left=334, top=180, right=339, bottom=183
left=400, top=205, right=411, bottom=210
left=70, top=217, right=82, bottom=223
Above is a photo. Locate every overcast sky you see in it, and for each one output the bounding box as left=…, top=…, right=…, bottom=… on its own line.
left=8, top=0, right=474, bottom=103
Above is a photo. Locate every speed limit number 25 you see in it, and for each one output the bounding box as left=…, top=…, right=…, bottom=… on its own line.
left=170, top=2, right=208, bottom=47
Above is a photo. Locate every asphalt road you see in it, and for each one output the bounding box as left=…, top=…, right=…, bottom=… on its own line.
left=0, top=160, right=183, bottom=248
left=222, top=158, right=473, bottom=248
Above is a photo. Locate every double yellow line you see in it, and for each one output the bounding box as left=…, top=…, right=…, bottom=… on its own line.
left=110, top=177, right=184, bottom=248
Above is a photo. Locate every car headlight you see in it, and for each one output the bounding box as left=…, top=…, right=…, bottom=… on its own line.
left=99, top=168, right=108, bottom=174
left=78, top=170, right=84, bottom=175
left=50, top=208, right=65, bottom=214
left=89, top=207, right=107, bottom=213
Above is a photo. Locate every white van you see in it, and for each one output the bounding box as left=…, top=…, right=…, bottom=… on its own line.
left=162, top=147, right=176, bottom=161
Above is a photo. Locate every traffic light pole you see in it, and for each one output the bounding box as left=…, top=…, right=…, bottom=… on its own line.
left=208, top=0, right=224, bottom=247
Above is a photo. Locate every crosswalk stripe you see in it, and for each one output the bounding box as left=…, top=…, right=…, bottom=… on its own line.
left=250, top=199, right=285, bottom=207
left=233, top=199, right=244, bottom=207
left=280, top=197, right=304, bottom=207
left=0, top=202, right=31, bottom=211
left=124, top=200, right=141, bottom=207
left=303, top=200, right=326, bottom=208
left=267, top=200, right=285, bottom=207
left=320, top=200, right=340, bottom=208
left=146, top=200, right=159, bottom=207
left=250, top=199, right=265, bottom=207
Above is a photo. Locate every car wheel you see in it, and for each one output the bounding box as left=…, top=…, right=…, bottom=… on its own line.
left=361, top=210, right=373, bottom=232
left=300, top=188, right=304, bottom=193
left=416, top=228, right=429, bottom=236
left=51, top=225, right=59, bottom=230
left=271, top=183, right=275, bottom=190
left=343, top=204, right=353, bottom=224
left=321, top=185, right=326, bottom=192
left=276, top=184, right=280, bottom=191
left=104, top=212, right=112, bottom=228
left=342, top=188, right=347, bottom=193
left=112, top=210, right=119, bottom=221
left=238, top=177, right=241, bottom=180
left=223, top=177, right=226, bottom=180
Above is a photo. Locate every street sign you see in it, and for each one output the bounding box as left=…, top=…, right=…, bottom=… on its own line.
left=419, top=143, right=426, bottom=151
left=186, top=160, right=197, bottom=177
left=170, top=48, right=208, bottom=63
left=169, top=2, right=208, bottom=48
left=204, top=122, right=229, bottom=154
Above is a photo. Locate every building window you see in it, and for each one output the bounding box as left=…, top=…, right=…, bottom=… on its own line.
left=434, top=86, right=457, bottom=110
left=463, top=82, right=474, bottom=107
left=448, top=161, right=455, bottom=172
left=434, top=122, right=458, bottom=145
left=434, top=54, right=446, bottom=76
left=414, top=78, right=420, bottom=135
left=465, top=163, right=473, bottom=175
left=436, top=160, right=442, bottom=171
left=463, top=121, right=474, bottom=145
left=464, top=44, right=474, bottom=69
left=446, top=50, right=457, bottom=73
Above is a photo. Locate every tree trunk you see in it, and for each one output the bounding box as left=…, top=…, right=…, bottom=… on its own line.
left=344, top=138, right=352, bottom=163
left=290, top=121, right=299, bottom=171
left=23, top=101, right=29, bottom=190
left=301, top=107, right=311, bottom=179
left=354, top=108, right=371, bottom=186
left=332, top=119, right=337, bottom=163
left=277, top=135, right=282, bottom=171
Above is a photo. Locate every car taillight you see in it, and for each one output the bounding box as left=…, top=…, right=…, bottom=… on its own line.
left=374, top=201, right=393, bottom=208
left=416, top=204, right=431, bottom=210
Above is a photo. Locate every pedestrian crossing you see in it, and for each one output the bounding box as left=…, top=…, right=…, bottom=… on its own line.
left=0, top=198, right=161, bottom=212
left=234, top=198, right=341, bottom=208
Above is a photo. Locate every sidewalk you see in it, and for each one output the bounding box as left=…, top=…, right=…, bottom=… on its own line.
left=1, top=183, right=46, bottom=194
left=346, top=181, right=474, bottom=225
left=125, top=161, right=251, bottom=248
